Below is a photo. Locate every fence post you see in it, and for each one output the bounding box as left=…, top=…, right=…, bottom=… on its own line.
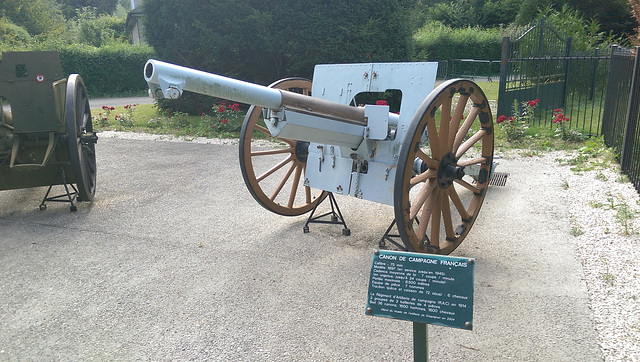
left=561, top=37, right=572, bottom=109
left=498, top=37, right=510, bottom=117
left=589, top=48, right=599, bottom=101
left=622, top=46, right=640, bottom=169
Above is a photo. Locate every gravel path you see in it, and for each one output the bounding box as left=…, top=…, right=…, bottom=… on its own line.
left=99, top=131, right=640, bottom=361
left=496, top=148, right=640, bottom=362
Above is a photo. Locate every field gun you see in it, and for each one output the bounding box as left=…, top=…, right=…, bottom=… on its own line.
left=144, top=59, right=495, bottom=254
left=0, top=51, right=97, bottom=211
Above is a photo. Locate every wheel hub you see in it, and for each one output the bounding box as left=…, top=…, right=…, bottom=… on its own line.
left=437, top=152, right=465, bottom=189
left=294, top=141, right=310, bottom=162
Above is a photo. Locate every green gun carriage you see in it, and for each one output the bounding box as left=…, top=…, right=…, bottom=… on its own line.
left=0, top=51, right=97, bottom=211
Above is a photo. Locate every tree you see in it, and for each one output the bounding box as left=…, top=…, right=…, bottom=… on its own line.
left=629, top=0, right=640, bottom=44
left=142, top=0, right=413, bottom=85
left=57, top=0, right=119, bottom=19
left=0, top=0, right=67, bottom=38
left=516, top=0, right=634, bottom=37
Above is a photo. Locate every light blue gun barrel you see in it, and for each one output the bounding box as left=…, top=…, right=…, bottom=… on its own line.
left=143, top=59, right=367, bottom=127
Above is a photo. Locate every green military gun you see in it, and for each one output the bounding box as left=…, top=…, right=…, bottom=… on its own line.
left=0, top=51, right=97, bottom=211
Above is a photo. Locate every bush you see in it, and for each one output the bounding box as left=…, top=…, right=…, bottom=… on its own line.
left=56, top=43, right=155, bottom=96
left=412, top=22, right=502, bottom=61
left=143, top=0, right=412, bottom=83
left=72, top=7, right=130, bottom=47
left=0, top=17, right=33, bottom=51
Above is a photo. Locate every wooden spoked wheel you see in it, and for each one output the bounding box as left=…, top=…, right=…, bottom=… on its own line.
left=65, top=74, right=97, bottom=202
left=239, top=78, right=326, bottom=216
left=394, top=79, right=494, bottom=254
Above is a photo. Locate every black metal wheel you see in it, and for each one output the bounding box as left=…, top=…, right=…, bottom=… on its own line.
left=65, top=74, right=97, bottom=202
left=394, top=79, right=494, bottom=254
left=239, top=78, right=326, bottom=216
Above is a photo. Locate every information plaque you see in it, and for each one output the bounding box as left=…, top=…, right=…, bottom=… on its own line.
left=365, top=249, right=475, bottom=330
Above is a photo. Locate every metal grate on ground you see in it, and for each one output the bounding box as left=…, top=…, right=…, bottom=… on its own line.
left=489, top=172, right=509, bottom=187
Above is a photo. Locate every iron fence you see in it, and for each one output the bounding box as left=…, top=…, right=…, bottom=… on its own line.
left=498, top=18, right=610, bottom=135
left=498, top=18, right=640, bottom=193
left=436, top=59, right=501, bottom=81
left=602, top=46, right=640, bottom=193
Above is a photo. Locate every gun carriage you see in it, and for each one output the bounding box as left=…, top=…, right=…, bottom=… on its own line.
left=144, top=60, right=494, bottom=254
left=0, top=51, right=97, bottom=211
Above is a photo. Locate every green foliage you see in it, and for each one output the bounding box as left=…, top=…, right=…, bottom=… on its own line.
left=413, top=22, right=501, bottom=60
left=555, top=136, right=617, bottom=172
left=142, top=0, right=412, bottom=85
left=496, top=99, right=535, bottom=143
left=552, top=108, right=585, bottom=142
left=0, top=17, right=33, bottom=51
left=0, top=0, right=67, bottom=39
left=515, top=0, right=634, bottom=38
left=540, top=5, right=621, bottom=49
left=424, top=0, right=521, bottom=28
left=53, top=43, right=155, bottom=96
left=57, top=0, right=119, bottom=19
left=71, top=7, right=130, bottom=46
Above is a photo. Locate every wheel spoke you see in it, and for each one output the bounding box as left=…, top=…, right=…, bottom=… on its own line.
left=430, top=191, right=442, bottom=247
left=453, top=106, right=480, bottom=152
left=416, top=149, right=439, bottom=169
left=454, top=178, right=482, bottom=194
left=456, top=128, right=486, bottom=159
left=256, top=155, right=293, bottom=182
left=457, top=157, right=487, bottom=167
left=410, top=168, right=437, bottom=186
left=416, top=188, right=438, bottom=242
left=441, top=193, right=454, bottom=240
left=270, top=160, right=296, bottom=201
left=426, top=113, right=441, bottom=160
left=447, top=187, right=470, bottom=221
left=448, top=94, right=469, bottom=149
left=82, top=144, right=95, bottom=157
left=288, top=163, right=303, bottom=207
left=253, top=123, right=270, bottom=136
left=410, top=178, right=437, bottom=219
left=438, top=96, right=452, bottom=154
left=251, top=147, right=294, bottom=156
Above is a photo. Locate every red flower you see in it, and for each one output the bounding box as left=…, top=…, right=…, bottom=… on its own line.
left=218, top=105, right=226, bottom=113
left=508, top=116, right=515, bottom=123
left=231, top=103, right=240, bottom=112
left=526, top=99, right=539, bottom=107
left=201, top=113, right=206, bottom=116
left=221, top=119, right=228, bottom=124
left=497, top=115, right=507, bottom=124
left=375, top=100, right=388, bottom=106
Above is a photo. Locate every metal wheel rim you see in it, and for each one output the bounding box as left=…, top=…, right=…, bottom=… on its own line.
left=65, top=74, right=96, bottom=201
left=394, top=79, right=494, bottom=254
left=239, top=78, right=326, bottom=216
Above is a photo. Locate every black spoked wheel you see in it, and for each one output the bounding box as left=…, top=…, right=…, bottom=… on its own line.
left=65, top=74, right=97, bottom=202
left=394, top=79, right=494, bottom=254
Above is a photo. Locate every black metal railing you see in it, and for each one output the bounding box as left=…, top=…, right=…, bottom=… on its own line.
left=602, top=46, right=640, bottom=193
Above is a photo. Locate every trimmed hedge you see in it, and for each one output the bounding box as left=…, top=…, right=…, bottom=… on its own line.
left=1, top=43, right=156, bottom=96
left=413, top=22, right=502, bottom=61
left=57, top=43, right=155, bottom=96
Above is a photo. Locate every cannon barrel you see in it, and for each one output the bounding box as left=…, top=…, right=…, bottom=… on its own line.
left=144, top=59, right=367, bottom=126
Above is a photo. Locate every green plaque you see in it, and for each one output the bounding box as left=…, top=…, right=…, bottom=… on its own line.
left=365, top=250, right=474, bottom=330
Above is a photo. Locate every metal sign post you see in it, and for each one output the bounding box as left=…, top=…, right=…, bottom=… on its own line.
left=365, top=249, right=475, bottom=361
